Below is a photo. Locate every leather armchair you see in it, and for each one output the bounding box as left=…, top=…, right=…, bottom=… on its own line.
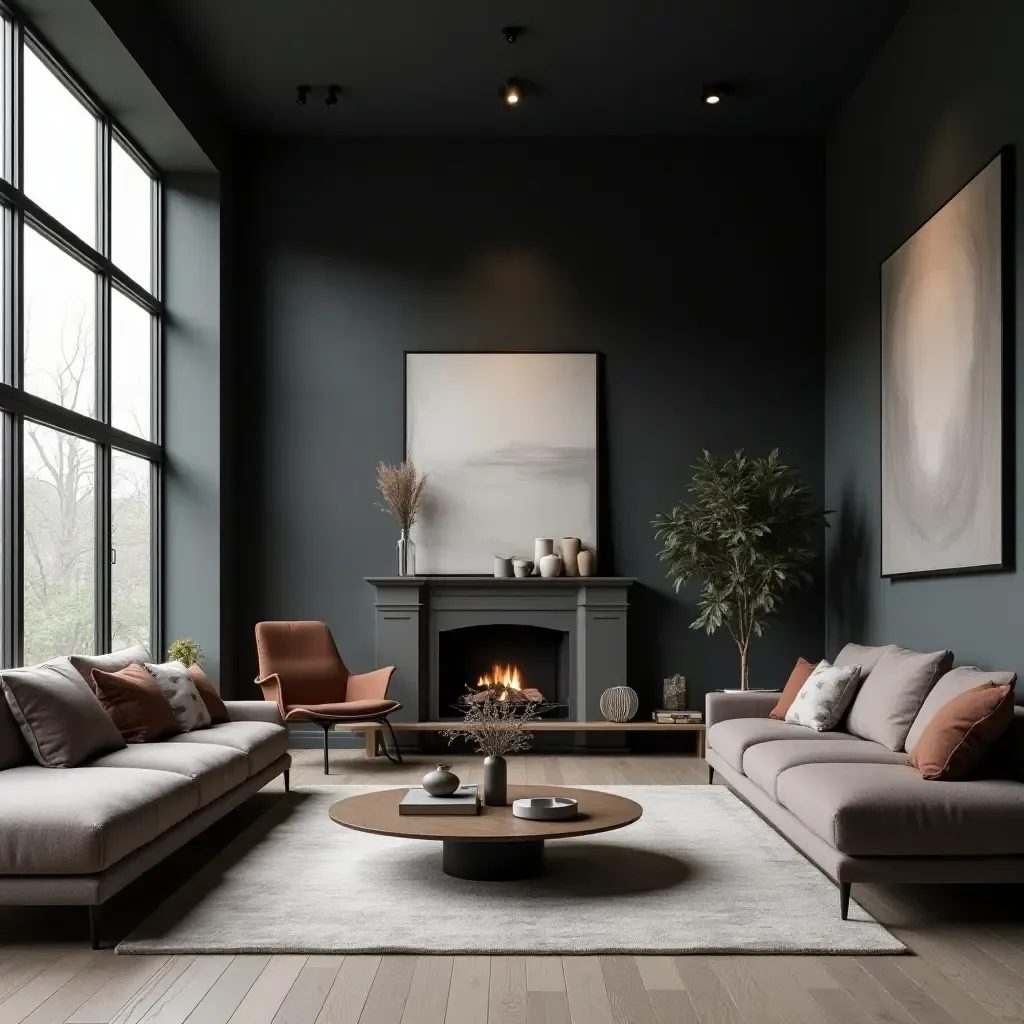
left=255, top=620, right=403, bottom=771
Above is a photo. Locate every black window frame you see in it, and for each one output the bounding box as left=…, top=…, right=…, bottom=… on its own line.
left=0, top=3, right=162, bottom=667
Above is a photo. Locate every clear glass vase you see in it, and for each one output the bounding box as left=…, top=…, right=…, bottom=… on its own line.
left=397, top=529, right=416, bottom=576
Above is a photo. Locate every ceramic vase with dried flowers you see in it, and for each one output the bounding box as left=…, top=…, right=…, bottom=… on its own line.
left=376, top=460, right=427, bottom=576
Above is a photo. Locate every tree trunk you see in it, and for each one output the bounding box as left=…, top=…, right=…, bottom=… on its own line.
left=739, top=643, right=749, bottom=691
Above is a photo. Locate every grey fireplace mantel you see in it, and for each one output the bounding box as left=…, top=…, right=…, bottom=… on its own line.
left=365, top=576, right=634, bottom=722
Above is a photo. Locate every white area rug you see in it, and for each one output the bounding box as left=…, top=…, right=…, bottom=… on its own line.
left=118, top=786, right=903, bottom=955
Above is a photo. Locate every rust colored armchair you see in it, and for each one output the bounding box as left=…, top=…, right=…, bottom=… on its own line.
left=255, top=620, right=403, bottom=771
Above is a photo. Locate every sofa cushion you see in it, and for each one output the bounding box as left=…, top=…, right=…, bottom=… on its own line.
left=69, top=645, right=152, bottom=687
left=845, top=646, right=953, bottom=751
left=776, top=762, right=1024, bottom=857
left=89, top=741, right=249, bottom=807
left=189, top=665, right=230, bottom=725
left=92, top=664, right=180, bottom=744
left=769, top=658, right=817, bottom=721
left=784, top=662, right=862, bottom=731
left=908, top=681, right=1015, bottom=781
left=0, top=765, right=197, bottom=873
left=0, top=693, right=30, bottom=771
left=906, top=666, right=1017, bottom=754
left=706, top=717, right=838, bottom=772
left=0, top=658, right=126, bottom=767
left=145, top=661, right=212, bottom=732
left=743, top=738, right=906, bottom=799
left=166, top=720, right=287, bottom=776
left=834, top=643, right=896, bottom=678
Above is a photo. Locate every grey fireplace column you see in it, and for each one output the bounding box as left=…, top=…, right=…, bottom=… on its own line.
left=366, top=577, right=634, bottom=722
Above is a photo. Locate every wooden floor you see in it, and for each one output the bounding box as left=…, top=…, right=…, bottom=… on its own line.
left=2, top=749, right=1024, bottom=1024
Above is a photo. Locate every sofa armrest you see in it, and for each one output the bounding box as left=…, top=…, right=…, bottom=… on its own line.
left=706, top=691, right=778, bottom=729
left=225, top=700, right=285, bottom=726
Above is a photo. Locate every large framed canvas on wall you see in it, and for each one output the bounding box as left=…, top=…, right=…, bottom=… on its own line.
left=880, top=149, right=1013, bottom=578
left=405, top=352, right=598, bottom=575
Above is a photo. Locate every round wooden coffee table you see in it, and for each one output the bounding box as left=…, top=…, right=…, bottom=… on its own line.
left=329, top=784, right=642, bottom=881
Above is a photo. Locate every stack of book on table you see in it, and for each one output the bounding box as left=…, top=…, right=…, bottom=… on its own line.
left=399, top=785, right=480, bottom=815
left=652, top=709, right=703, bottom=724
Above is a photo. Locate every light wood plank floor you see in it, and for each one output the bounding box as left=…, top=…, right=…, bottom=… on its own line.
left=2, top=749, right=1023, bottom=1024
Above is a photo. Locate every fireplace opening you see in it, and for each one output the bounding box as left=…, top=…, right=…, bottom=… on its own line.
left=438, top=624, right=570, bottom=720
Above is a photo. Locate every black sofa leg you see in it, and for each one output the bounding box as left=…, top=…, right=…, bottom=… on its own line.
left=88, top=906, right=100, bottom=950
left=708, top=765, right=715, bottom=785
left=283, top=769, right=290, bottom=792
left=321, top=721, right=332, bottom=775
left=840, top=883, right=851, bottom=921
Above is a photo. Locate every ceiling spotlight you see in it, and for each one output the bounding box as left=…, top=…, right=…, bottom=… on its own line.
left=701, top=83, right=731, bottom=106
left=504, top=79, right=522, bottom=106
left=502, top=25, right=524, bottom=43
left=296, top=84, right=310, bottom=106
left=325, top=84, right=341, bottom=107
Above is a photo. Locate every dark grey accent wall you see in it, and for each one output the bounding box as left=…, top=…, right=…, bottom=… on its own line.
left=164, top=174, right=222, bottom=679
left=825, top=1, right=1024, bottom=672
left=235, top=138, right=825, bottom=710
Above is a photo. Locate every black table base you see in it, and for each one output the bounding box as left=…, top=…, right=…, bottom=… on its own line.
left=441, top=839, right=544, bottom=880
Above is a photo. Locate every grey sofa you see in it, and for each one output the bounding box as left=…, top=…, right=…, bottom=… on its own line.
left=0, top=665, right=290, bottom=948
left=706, top=662, right=1024, bottom=919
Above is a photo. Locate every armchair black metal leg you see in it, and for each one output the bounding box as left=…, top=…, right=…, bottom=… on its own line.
left=381, top=717, right=404, bottom=765
left=284, top=769, right=290, bottom=792
left=88, top=906, right=100, bottom=950
left=320, top=721, right=332, bottom=774
left=708, top=765, right=715, bottom=785
left=840, top=882, right=851, bottom=920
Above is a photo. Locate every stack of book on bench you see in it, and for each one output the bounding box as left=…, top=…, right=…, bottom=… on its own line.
left=652, top=709, right=703, bottom=724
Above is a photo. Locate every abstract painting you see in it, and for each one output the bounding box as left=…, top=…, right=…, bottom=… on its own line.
left=405, top=352, right=598, bottom=574
left=881, top=152, right=1009, bottom=577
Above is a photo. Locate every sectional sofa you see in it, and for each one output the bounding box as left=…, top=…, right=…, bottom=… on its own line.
left=705, top=642, right=1024, bottom=918
left=0, top=653, right=290, bottom=947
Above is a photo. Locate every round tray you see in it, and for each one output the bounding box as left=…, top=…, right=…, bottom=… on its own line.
left=511, top=796, right=579, bottom=821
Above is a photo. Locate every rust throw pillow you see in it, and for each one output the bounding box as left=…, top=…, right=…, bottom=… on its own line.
left=91, top=664, right=179, bottom=743
left=769, top=658, right=818, bottom=720
left=188, top=664, right=229, bottom=725
left=907, top=681, right=1015, bottom=781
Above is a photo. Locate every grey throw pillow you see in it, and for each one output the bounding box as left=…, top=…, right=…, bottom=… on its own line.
left=70, top=645, right=152, bottom=689
left=845, top=646, right=953, bottom=751
left=905, top=665, right=1016, bottom=754
left=145, top=661, right=212, bottom=732
left=0, top=657, right=126, bottom=767
left=833, top=643, right=896, bottom=679
left=785, top=660, right=863, bottom=731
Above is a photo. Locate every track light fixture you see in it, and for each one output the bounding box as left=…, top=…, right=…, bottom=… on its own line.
left=503, top=78, right=523, bottom=106
left=701, top=83, right=732, bottom=106
left=502, top=25, right=524, bottom=43
left=325, top=84, right=341, bottom=107
left=296, top=84, right=310, bottom=106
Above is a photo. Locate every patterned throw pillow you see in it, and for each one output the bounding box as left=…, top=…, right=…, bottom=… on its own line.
left=144, top=660, right=212, bottom=732
left=785, top=660, right=863, bottom=732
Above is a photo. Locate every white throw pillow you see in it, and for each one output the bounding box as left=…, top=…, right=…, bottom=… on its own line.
left=145, top=660, right=211, bottom=732
left=785, top=660, right=862, bottom=732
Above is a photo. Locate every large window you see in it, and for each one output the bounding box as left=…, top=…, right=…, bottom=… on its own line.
left=0, top=17, right=161, bottom=666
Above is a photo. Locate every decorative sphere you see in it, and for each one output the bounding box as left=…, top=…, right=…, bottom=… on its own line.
left=600, top=686, right=639, bottom=723
left=422, top=764, right=460, bottom=797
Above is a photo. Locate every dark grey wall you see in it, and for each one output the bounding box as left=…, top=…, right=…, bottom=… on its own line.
left=825, top=1, right=1024, bottom=672
left=235, top=138, right=826, bottom=709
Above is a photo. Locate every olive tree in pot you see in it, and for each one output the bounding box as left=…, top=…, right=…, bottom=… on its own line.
left=653, top=449, right=829, bottom=691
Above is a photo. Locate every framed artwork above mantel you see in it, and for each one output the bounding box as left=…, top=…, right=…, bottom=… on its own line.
left=880, top=148, right=1014, bottom=579
left=404, top=351, right=599, bottom=576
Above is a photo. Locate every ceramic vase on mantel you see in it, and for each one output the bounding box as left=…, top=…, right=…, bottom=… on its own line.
left=540, top=553, right=563, bottom=578
left=561, top=537, right=581, bottom=576
left=577, top=548, right=597, bottom=577
left=483, top=754, right=508, bottom=806
left=533, top=538, right=554, bottom=575
left=397, top=529, right=416, bottom=577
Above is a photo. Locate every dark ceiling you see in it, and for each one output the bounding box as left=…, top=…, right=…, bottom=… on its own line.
left=153, top=0, right=908, bottom=137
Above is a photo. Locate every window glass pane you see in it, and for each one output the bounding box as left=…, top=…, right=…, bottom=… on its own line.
left=23, top=226, right=96, bottom=413
left=23, top=47, right=96, bottom=245
left=111, top=450, right=150, bottom=651
left=111, top=291, right=151, bottom=438
left=23, top=423, right=95, bottom=661
left=23, top=226, right=96, bottom=416
left=111, top=141, right=153, bottom=290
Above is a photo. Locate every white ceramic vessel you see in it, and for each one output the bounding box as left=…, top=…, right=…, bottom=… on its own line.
left=539, top=553, right=563, bottom=577
left=511, top=796, right=579, bottom=821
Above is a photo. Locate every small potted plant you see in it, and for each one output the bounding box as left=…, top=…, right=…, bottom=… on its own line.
left=376, top=460, right=427, bottom=576
left=168, top=638, right=204, bottom=667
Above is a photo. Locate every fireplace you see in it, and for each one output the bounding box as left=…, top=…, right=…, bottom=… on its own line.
left=438, top=624, right=570, bottom=720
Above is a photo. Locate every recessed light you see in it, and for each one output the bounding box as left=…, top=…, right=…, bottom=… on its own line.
left=325, top=84, right=341, bottom=108
left=701, top=83, right=731, bottom=106
left=296, top=85, right=310, bottom=106
left=502, top=25, right=524, bottom=44
left=504, top=79, right=522, bottom=106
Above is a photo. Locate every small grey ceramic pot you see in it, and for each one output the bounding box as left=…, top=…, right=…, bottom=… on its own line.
left=512, top=559, right=533, bottom=578
left=493, top=556, right=513, bottom=578
left=483, top=754, right=508, bottom=806
left=422, top=763, right=461, bottom=797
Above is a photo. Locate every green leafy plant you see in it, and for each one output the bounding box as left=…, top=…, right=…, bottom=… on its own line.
left=168, top=638, right=204, bottom=667
left=653, top=449, right=829, bottom=690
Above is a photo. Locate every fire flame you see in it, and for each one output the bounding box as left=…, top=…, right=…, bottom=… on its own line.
left=477, top=663, right=523, bottom=700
